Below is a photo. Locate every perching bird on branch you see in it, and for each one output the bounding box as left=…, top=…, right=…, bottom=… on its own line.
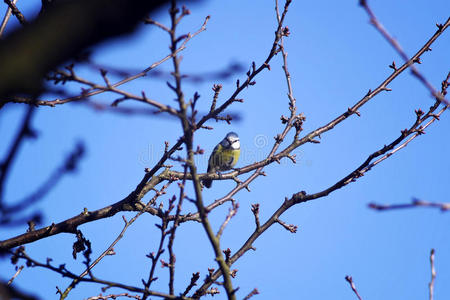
left=202, top=132, right=240, bottom=188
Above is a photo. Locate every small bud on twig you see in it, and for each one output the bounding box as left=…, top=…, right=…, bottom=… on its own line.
left=389, top=61, right=397, bottom=71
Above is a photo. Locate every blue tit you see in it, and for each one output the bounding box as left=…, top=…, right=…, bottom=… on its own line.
left=202, top=132, right=240, bottom=188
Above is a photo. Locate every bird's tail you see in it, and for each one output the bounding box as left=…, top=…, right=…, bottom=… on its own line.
left=203, top=165, right=213, bottom=188
left=202, top=178, right=212, bottom=188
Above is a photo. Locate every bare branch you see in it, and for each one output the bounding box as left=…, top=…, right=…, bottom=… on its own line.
left=181, top=272, right=200, bottom=297
left=60, top=182, right=172, bottom=299
left=0, top=170, right=167, bottom=250
left=243, top=288, right=259, bottom=300
left=3, top=0, right=27, bottom=25
left=10, top=247, right=192, bottom=299
left=216, top=201, right=239, bottom=240
left=369, top=199, right=450, bottom=212
left=2, top=15, right=210, bottom=107
left=0, top=0, right=18, bottom=36
left=359, top=1, right=449, bottom=104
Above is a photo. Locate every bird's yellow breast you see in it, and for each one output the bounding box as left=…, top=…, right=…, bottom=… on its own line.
left=209, top=144, right=240, bottom=172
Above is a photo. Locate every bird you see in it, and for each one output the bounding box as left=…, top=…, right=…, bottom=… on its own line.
left=202, top=132, right=240, bottom=188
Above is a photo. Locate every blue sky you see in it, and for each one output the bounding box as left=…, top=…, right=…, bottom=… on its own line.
left=1, top=0, right=450, bottom=299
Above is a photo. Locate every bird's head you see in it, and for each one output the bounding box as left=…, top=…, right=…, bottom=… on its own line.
left=221, top=132, right=240, bottom=150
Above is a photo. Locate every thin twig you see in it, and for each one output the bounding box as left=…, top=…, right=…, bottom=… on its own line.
left=429, top=249, right=436, bottom=300
left=86, top=293, right=140, bottom=300
left=144, top=17, right=171, bottom=32
left=7, top=265, right=24, bottom=285
left=251, top=204, right=260, bottom=230
left=0, top=0, right=18, bottom=36
left=3, top=142, right=84, bottom=215
left=216, top=201, right=239, bottom=240
left=167, top=165, right=188, bottom=295
left=181, top=272, right=200, bottom=297
left=143, top=187, right=180, bottom=298
left=3, top=0, right=27, bottom=25
left=0, top=106, right=34, bottom=210
left=345, top=276, right=363, bottom=300
left=275, top=218, right=297, bottom=233
left=243, top=288, right=259, bottom=300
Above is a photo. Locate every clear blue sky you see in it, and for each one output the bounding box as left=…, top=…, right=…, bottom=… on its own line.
left=1, top=1, right=450, bottom=299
